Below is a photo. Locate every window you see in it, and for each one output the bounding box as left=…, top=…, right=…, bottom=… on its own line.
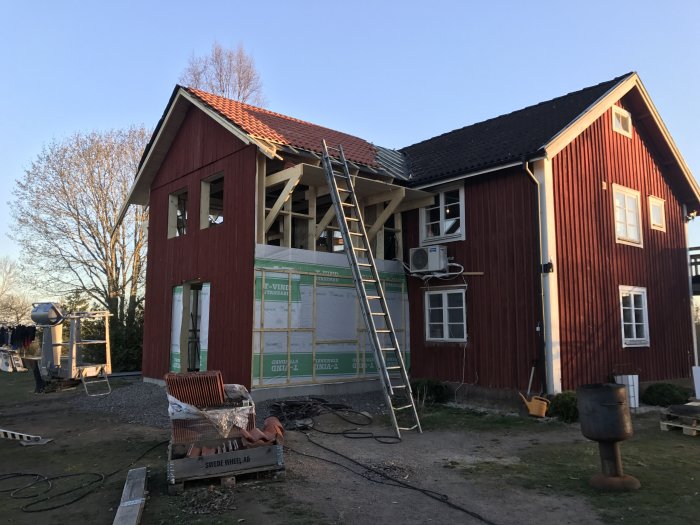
left=168, top=189, right=188, bottom=238
left=619, top=286, right=649, bottom=347
left=648, top=196, right=666, bottom=232
left=200, top=174, right=224, bottom=229
left=420, top=185, right=465, bottom=244
left=612, top=184, right=642, bottom=247
left=425, top=288, right=467, bottom=342
left=612, top=106, right=632, bottom=138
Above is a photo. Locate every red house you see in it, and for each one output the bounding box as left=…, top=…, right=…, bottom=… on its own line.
left=119, top=72, right=699, bottom=398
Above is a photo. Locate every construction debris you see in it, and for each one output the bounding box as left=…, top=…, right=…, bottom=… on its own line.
left=0, top=427, right=53, bottom=446
left=164, top=371, right=284, bottom=491
left=113, top=467, right=148, bottom=525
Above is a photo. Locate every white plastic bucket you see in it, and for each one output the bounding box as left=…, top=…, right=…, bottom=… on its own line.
left=614, top=374, right=639, bottom=409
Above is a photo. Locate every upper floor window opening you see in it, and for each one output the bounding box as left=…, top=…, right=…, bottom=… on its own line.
left=168, top=189, right=188, bottom=238
left=201, top=174, right=224, bottom=229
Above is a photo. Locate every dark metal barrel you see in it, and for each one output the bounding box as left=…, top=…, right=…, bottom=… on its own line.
left=576, top=383, right=633, bottom=442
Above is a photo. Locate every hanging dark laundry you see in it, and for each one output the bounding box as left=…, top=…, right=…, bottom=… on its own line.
left=3, top=324, right=37, bottom=349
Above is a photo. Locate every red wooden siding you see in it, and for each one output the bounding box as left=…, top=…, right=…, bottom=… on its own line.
left=553, top=104, right=693, bottom=389
left=142, top=106, right=257, bottom=386
left=405, top=167, right=543, bottom=390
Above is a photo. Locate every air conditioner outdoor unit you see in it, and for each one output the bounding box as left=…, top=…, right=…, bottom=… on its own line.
left=409, top=245, right=448, bottom=273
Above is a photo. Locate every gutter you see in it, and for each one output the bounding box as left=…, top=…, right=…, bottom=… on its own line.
left=683, top=204, right=699, bottom=367
left=523, top=161, right=549, bottom=394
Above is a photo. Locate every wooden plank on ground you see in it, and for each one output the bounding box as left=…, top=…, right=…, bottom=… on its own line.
left=113, top=467, right=147, bottom=525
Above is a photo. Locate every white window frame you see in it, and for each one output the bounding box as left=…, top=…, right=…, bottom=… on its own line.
left=419, top=184, right=465, bottom=246
left=424, top=288, right=467, bottom=342
left=619, top=285, right=649, bottom=348
left=648, top=196, right=666, bottom=232
left=612, top=184, right=643, bottom=248
left=612, top=106, right=632, bottom=138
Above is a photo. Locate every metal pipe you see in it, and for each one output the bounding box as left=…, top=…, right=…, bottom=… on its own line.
left=683, top=204, right=699, bottom=367
left=523, top=161, right=549, bottom=394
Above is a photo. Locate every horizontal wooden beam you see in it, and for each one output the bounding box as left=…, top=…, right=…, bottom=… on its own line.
left=265, top=164, right=304, bottom=188
left=396, top=195, right=435, bottom=213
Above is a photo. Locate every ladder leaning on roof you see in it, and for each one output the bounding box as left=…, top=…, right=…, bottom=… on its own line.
left=320, top=140, right=421, bottom=438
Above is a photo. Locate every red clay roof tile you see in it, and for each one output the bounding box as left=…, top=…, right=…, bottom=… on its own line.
left=185, top=87, right=379, bottom=167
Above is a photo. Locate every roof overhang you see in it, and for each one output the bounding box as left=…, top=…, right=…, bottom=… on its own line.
left=543, top=73, right=700, bottom=213
left=114, top=87, right=282, bottom=230
left=266, top=163, right=434, bottom=212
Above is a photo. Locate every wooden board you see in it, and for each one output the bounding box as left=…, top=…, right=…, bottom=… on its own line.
left=113, top=467, right=147, bottom=525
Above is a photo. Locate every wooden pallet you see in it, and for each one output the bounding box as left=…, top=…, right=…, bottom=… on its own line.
left=167, top=442, right=284, bottom=494
left=660, top=412, right=699, bottom=436
left=167, top=468, right=285, bottom=495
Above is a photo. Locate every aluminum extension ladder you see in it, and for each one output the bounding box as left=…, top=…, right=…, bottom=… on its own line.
left=320, top=140, right=421, bottom=438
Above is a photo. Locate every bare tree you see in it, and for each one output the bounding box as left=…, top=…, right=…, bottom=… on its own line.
left=0, top=256, right=27, bottom=322
left=9, top=127, right=150, bottom=369
left=180, top=41, right=265, bottom=106
left=0, top=293, right=32, bottom=324
left=0, top=256, right=18, bottom=301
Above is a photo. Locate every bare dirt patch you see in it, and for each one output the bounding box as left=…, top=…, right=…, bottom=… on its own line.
left=5, top=372, right=687, bottom=524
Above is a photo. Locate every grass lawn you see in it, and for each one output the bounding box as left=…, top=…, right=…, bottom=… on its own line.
left=422, top=404, right=699, bottom=525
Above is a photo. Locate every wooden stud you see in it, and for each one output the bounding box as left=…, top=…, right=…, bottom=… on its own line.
left=394, top=212, right=403, bottom=261
left=306, top=187, right=317, bottom=251
left=283, top=198, right=292, bottom=248
left=256, top=154, right=266, bottom=244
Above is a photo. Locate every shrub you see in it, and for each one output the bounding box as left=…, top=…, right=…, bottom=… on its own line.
left=640, top=383, right=690, bottom=407
left=411, top=378, right=450, bottom=405
left=549, top=391, right=579, bottom=423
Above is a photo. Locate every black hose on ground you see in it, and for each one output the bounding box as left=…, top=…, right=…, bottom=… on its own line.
left=272, top=397, right=499, bottom=525
left=0, top=440, right=168, bottom=512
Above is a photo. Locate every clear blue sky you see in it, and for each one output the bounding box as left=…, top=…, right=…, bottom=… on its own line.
left=2, top=0, right=699, bottom=258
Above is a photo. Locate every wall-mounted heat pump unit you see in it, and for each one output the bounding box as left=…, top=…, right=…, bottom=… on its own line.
left=409, top=245, right=448, bottom=273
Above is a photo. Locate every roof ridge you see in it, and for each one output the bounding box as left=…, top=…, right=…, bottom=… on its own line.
left=184, top=86, right=370, bottom=141
left=401, top=72, right=635, bottom=151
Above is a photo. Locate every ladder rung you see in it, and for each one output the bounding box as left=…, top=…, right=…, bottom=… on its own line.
left=337, top=188, right=351, bottom=193
left=371, top=312, right=386, bottom=316
left=391, top=384, right=407, bottom=389
left=358, top=263, right=372, bottom=267
left=354, top=247, right=368, bottom=252
left=376, top=329, right=391, bottom=333
left=349, top=232, right=363, bottom=236
left=345, top=217, right=359, bottom=222
left=367, top=295, right=380, bottom=299
left=341, top=202, right=355, bottom=207
left=393, top=404, right=414, bottom=411
left=386, top=365, right=402, bottom=370
left=381, top=347, right=396, bottom=352
left=363, top=278, right=377, bottom=283
left=399, top=425, right=419, bottom=431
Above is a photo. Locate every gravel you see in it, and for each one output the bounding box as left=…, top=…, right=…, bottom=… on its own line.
left=71, top=378, right=388, bottom=430
left=72, top=379, right=171, bottom=429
